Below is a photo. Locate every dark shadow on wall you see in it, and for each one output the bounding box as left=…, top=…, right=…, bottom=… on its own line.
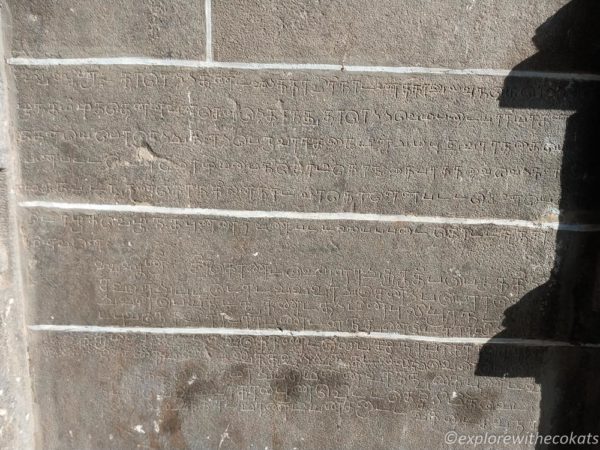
left=475, top=0, right=600, bottom=448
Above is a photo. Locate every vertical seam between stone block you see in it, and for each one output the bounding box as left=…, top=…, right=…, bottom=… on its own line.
left=205, top=0, right=213, bottom=62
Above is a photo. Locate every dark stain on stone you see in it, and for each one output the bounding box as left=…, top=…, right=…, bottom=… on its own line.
left=160, top=403, right=182, bottom=436
left=271, top=430, right=284, bottom=450
left=451, top=388, right=500, bottom=425
left=150, top=364, right=219, bottom=449
left=318, top=369, right=345, bottom=387
left=226, top=363, right=250, bottom=384
left=157, top=399, right=188, bottom=450
left=271, top=366, right=302, bottom=403
left=174, top=364, right=216, bottom=408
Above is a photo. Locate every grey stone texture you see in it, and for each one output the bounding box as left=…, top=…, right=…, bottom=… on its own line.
left=0, top=172, right=17, bottom=448
left=4, top=0, right=600, bottom=448
left=213, top=0, right=570, bottom=68
left=14, top=65, right=597, bottom=221
left=0, top=13, right=33, bottom=447
left=23, top=208, right=556, bottom=337
left=30, top=332, right=542, bottom=450
left=0, top=171, right=32, bottom=450
left=6, top=0, right=205, bottom=59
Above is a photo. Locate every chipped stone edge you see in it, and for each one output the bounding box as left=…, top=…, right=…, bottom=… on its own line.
left=0, top=3, right=34, bottom=449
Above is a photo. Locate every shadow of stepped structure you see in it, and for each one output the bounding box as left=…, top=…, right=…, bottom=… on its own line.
left=477, top=1, right=600, bottom=448
left=2, top=0, right=600, bottom=449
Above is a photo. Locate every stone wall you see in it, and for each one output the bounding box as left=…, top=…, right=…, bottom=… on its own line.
left=3, top=1, right=600, bottom=449
left=0, top=5, right=34, bottom=448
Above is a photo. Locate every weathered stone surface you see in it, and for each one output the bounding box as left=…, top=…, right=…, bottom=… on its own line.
left=6, top=0, right=205, bottom=59
left=23, top=208, right=555, bottom=337
left=0, top=171, right=17, bottom=448
left=14, top=66, right=598, bottom=220
left=30, top=332, right=542, bottom=450
left=7, top=0, right=600, bottom=446
left=0, top=18, right=32, bottom=446
left=0, top=171, right=32, bottom=450
left=213, top=0, right=570, bottom=69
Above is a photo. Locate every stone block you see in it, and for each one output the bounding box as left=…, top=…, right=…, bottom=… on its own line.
left=213, top=0, right=571, bottom=69
left=7, top=0, right=205, bottom=59
left=14, top=66, right=597, bottom=220
left=23, top=208, right=556, bottom=337
left=30, top=331, right=543, bottom=450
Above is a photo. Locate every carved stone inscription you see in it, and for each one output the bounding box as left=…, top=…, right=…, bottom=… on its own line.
left=23, top=209, right=556, bottom=336
left=8, top=1, right=597, bottom=448
left=15, top=66, right=597, bottom=220
left=31, top=332, right=541, bottom=450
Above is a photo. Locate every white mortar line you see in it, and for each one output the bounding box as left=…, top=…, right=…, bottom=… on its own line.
left=205, top=0, right=213, bottom=62
left=17, top=200, right=600, bottom=232
left=210, top=61, right=344, bottom=72
left=27, top=324, right=600, bottom=348
left=7, top=57, right=600, bottom=81
left=8, top=57, right=209, bottom=68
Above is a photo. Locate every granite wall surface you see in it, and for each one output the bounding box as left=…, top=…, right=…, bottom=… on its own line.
left=3, top=1, right=600, bottom=449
